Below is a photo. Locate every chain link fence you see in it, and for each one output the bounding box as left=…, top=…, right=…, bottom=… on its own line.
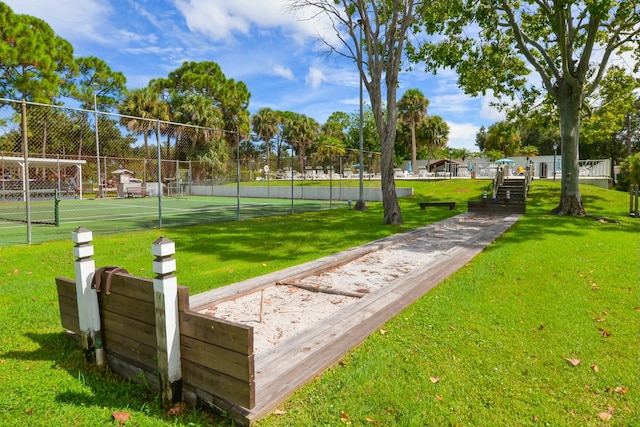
left=1, top=98, right=374, bottom=246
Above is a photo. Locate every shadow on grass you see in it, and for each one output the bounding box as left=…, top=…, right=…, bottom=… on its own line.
left=1, top=331, right=223, bottom=424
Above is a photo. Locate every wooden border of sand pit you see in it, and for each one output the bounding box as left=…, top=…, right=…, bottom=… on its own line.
left=188, top=212, right=521, bottom=425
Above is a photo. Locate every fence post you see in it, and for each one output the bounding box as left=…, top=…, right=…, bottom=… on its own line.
left=152, top=237, right=182, bottom=407
left=71, top=227, right=104, bottom=365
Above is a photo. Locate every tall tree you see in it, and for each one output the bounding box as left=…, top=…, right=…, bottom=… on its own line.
left=152, top=61, right=251, bottom=137
left=484, top=121, right=521, bottom=156
left=251, top=107, right=281, bottom=170
left=398, top=88, right=429, bottom=175
left=282, top=113, right=319, bottom=173
left=119, top=86, right=170, bottom=158
left=418, top=115, right=449, bottom=173
left=581, top=66, right=639, bottom=165
left=0, top=3, right=76, bottom=103
left=413, top=0, right=640, bottom=215
left=67, top=56, right=127, bottom=158
left=290, top=0, right=419, bottom=224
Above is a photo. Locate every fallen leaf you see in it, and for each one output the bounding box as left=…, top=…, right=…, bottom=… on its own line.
left=614, top=387, right=629, bottom=394
left=598, top=328, right=611, bottom=337
left=13, top=269, right=18, bottom=274
left=593, top=317, right=606, bottom=322
left=340, top=410, right=351, bottom=423
left=430, top=377, right=441, bottom=383
left=565, top=358, right=580, bottom=366
left=533, top=415, right=538, bottom=422
left=597, top=412, right=612, bottom=421
left=273, top=409, right=286, bottom=415
left=435, top=394, right=443, bottom=401
left=25, top=408, right=34, bottom=415
left=448, top=325, right=456, bottom=330
left=591, top=365, right=599, bottom=372
left=379, top=329, right=387, bottom=335
left=166, top=402, right=188, bottom=417
left=113, top=411, right=131, bottom=424
left=365, top=417, right=379, bottom=424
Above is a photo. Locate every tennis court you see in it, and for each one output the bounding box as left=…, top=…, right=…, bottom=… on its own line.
left=0, top=195, right=343, bottom=246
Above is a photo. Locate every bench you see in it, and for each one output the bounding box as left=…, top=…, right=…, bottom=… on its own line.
left=418, top=202, right=456, bottom=210
left=127, top=186, right=149, bottom=198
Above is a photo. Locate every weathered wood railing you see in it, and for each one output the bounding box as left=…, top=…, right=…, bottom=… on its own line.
left=55, top=228, right=255, bottom=421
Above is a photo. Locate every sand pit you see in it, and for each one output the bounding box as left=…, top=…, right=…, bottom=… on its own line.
left=197, top=213, right=503, bottom=355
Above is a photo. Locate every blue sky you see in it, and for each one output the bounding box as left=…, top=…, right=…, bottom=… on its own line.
left=5, top=0, right=506, bottom=151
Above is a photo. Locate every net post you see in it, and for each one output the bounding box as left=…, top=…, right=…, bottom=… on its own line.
left=55, top=189, right=60, bottom=227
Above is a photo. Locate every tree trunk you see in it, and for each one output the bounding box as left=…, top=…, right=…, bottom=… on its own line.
left=410, top=119, right=417, bottom=175
left=380, top=129, right=402, bottom=224
left=553, top=82, right=586, bottom=216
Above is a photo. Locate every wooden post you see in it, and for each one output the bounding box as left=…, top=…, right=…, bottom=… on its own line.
left=152, top=237, right=182, bottom=407
left=71, top=227, right=104, bottom=365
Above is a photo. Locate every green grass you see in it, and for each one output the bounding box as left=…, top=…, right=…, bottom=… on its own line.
left=0, top=179, right=638, bottom=426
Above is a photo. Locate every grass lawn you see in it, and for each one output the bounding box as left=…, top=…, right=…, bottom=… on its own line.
left=0, top=179, right=637, bottom=426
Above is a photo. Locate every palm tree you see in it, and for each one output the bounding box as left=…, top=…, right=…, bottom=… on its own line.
left=418, top=115, right=450, bottom=174
left=173, top=93, right=224, bottom=158
left=398, top=89, right=429, bottom=175
left=251, top=108, right=281, bottom=171
left=283, top=113, right=319, bottom=173
left=119, top=87, right=169, bottom=158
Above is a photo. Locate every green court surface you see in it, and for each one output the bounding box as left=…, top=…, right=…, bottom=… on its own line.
left=0, top=195, right=343, bottom=246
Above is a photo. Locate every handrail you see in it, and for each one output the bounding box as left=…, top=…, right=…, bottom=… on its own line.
left=523, top=165, right=533, bottom=199
left=492, top=166, right=505, bottom=199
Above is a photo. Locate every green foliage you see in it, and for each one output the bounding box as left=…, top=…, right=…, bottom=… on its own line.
left=152, top=61, right=251, bottom=135
left=484, top=121, right=521, bottom=156
left=68, top=56, right=127, bottom=111
left=620, top=153, right=640, bottom=186
left=0, top=3, right=76, bottom=103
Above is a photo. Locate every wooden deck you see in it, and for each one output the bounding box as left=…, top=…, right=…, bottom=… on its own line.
left=190, top=212, right=521, bottom=425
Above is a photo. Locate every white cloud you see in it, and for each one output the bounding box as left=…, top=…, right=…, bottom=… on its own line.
left=3, top=0, right=113, bottom=44
left=479, top=91, right=507, bottom=122
left=431, top=93, right=475, bottom=115
left=306, top=67, right=326, bottom=89
left=172, top=0, right=333, bottom=44
left=447, top=122, right=480, bottom=151
left=272, top=65, right=294, bottom=80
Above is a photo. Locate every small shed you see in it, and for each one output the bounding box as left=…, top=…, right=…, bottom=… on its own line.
left=112, top=169, right=139, bottom=198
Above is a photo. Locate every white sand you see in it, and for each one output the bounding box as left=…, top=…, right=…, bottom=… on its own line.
left=198, top=214, right=502, bottom=355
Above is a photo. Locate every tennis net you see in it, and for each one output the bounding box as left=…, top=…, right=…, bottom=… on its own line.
left=0, top=189, right=59, bottom=225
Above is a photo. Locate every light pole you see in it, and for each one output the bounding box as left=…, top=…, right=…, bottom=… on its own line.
left=553, top=143, right=558, bottom=182
left=448, top=147, right=453, bottom=180
left=354, top=20, right=367, bottom=211
left=92, top=83, right=102, bottom=197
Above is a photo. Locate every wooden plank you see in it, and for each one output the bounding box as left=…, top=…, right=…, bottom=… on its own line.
left=97, top=272, right=154, bottom=303
left=182, top=358, right=255, bottom=409
left=55, top=277, right=76, bottom=298
left=105, top=353, right=160, bottom=393
left=103, top=328, right=158, bottom=370
left=183, top=386, right=252, bottom=427
left=58, top=295, right=80, bottom=334
left=100, top=309, right=157, bottom=348
left=98, top=291, right=155, bottom=326
left=181, top=335, right=254, bottom=382
left=180, top=311, right=253, bottom=356
left=177, top=286, right=190, bottom=312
